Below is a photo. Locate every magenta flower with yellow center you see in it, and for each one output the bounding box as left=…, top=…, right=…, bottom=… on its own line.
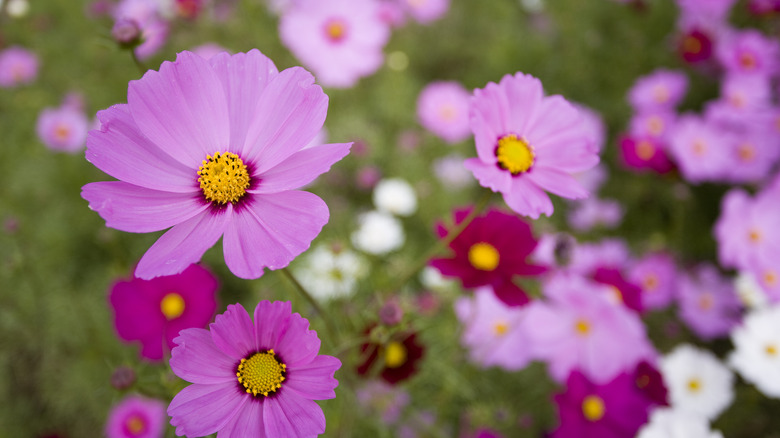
left=465, top=72, right=599, bottom=218
left=81, top=50, right=351, bottom=279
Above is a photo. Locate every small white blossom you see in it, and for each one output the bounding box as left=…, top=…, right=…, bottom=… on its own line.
left=734, top=271, right=769, bottom=310
left=295, top=244, right=367, bottom=301
left=637, top=408, right=723, bottom=438
left=729, top=304, right=780, bottom=398
left=373, top=178, right=417, bottom=217
left=351, top=210, right=405, bottom=255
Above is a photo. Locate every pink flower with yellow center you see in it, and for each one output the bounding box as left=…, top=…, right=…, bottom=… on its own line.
left=36, top=104, right=89, bottom=153
left=81, top=50, right=351, bottom=280
left=465, top=72, right=599, bottom=218
left=676, top=265, right=742, bottom=341
left=0, top=46, right=38, bottom=88
left=105, top=395, right=166, bottom=438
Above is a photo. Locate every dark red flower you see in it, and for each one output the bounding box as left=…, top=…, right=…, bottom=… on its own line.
left=678, top=28, right=713, bottom=64
left=357, top=329, right=425, bottom=385
left=633, top=361, right=669, bottom=406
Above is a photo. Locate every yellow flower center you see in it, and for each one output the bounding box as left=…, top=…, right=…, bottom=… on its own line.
left=748, top=228, right=762, bottom=244
left=683, top=36, right=702, bottom=54
left=737, top=143, right=756, bottom=162
left=642, top=273, right=659, bottom=291
left=54, top=123, right=71, bottom=142
left=764, top=270, right=778, bottom=287
left=766, top=344, right=778, bottom=357
left=468, top=242, right=500, bottom=271
left=197, top=151, right=250, bottom=205
left=125, top=414, right=146, bottom=435
left=581, top=395, right=605, bottom=422
left=687, top=378, right=701, bottom=393
left=574, top=318, right=591, bottom=336
left=384, top=341, right=407, bottom=368
left=236, top=350, right=286, bottom=397
left=635, top=140, right=655, bottom=161
left=160, top=292, right=185, bottom=320
left=740, top=52, right=757, bottom=70
left=496, top=134, right=535, bottom=175
left=324, top=18, right=347, bottom=42
left=493, top=321, right=509, bottom=337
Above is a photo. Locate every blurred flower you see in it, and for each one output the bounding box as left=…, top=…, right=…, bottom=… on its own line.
left=419, top=265, right=455, bottom=291
left=352, top=210, right=405, bottom=255
left=592, top=267, right=643, bottom=313
left=430, top=207, right=546, bottom=306
left=6, top=0, right=29, bottom=17
left=399, top=0, right=449, bottom=24
left=433, top=153, right=474, bottom=190
left=465, top=72, right=599, bottom=218
left=550, top=370, right=652, bottom=438
left=112, top=18, right=142, bottom=46
left=173, top=0, right=205, bottom=19
left=676, top=265, right=741, bottom=340
left=36, top=103, right=89, bottom=153
left=105, top=395, right=165, bottom=438
left=373, top=178, right=418, bottom=216
left=715, top=29, right=779, bottom=77
left=0, top=46, right=38, bottom=87
left=356, top=380, right=410, bottom=424
left=715, top=188, right=780, bottom=271
left=416, top=81, right=471, bottom=143
left=168, top=301, right=341, bottom=437
left=110, top=365, right=137, bottom=390
left=729, top=304, right=780, bottom=398
left=190, top=42, right=230, bottom=60
left=667, top=114, right=731, bottom=183
left=677, top=27, right=715, bottom=65
left=357, top=329, right=424, bottom=384
left=294, top=243, right=367, bottom=300
left=110, top=264, right=218, bottom=361
left=82, top=50, right=351, bottom=280
left=618, top=135, right=675, bottom=174
left=734, top=271, right=770, bottom=309
left=279, top=0, right=390, bottom=88
left=627, top=69, right=688, bottom=112
left=575, top=104, right=606, bottom=153
left=567, top=197, right=624, bottom=232
left=454, top=286, right=536, bottom=370
left=628, top=252, right=677, bottom=311
left=379, top=298, right=404, bottom=325
left=628, top=110, right=676, bottom=141
left=660, top=344, right=734, bottom=420
left=567, top=238, right=631, bottom=276
left=637, top=408, right=723, bottom=438
left=113, top=0, right=169, bottom=60
left=633, top=361, right=669, bottom=406
left=356, top=165, right=382, bottom=190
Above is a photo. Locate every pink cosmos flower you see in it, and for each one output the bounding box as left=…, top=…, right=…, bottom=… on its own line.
left=105, top=395, right=166, bottom=438
left=454, top=286, right=536, bottom=371
left=618, top=134, right=675, bottom=174
left=168, top=301, right=341, bottom=437
left=400, top=0, right=449, bottom=24
left=525, top=274, right=654, bottom=384
left=677, top=265, right=741, bottom=340
left=666, top=114, right=731, bottom=183
left=114, top=0, right=169, bottom=61
left=628, top=69, right=688, bottom=112
left=429, top=207, right=547, bottom=306
left=0, top=46, right=38, bottom=87
left=465, top=73, right=599, bottom=218
left=714, top=188, right=780, bottom=271
left=677, top=27, right=715, bottom=65
left=416, top=81, right=471, bottom=143
left=628, top=252, right=677, bottom=311
left=36, top=104, right=90, bottom=153
left=567, top=197, right=624, bottom=232
left=628, top=110, right=676, bottom=141
left=716, top=29, right=780, bottom=77
left=109, top=264, right=218, bottom=361
left=279, top=0, right=390, bottom=88
left=721, top=125, right=780, bottom=183
left=81, top=50, right=351, bottom=280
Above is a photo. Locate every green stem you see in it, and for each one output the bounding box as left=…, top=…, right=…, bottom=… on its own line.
left=280, top=267, right=338, bottom=345
left=129, top=50, right=147, bottom=76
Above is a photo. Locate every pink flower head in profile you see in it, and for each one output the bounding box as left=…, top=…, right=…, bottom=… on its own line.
left=279, top=0, right=390, bottom=88
left=628, top=69, right=688, bottom=112
left=400, top=0, right=449, bottom=24
left=525, top=274, right=655, bottom=384
left=454, top=286, right=536, bottom=371
left=667, top=114, right=731, bottom=183
left=677, top=265, right=742, bottom=340
left=465, top=72, right=599, bottom=218
left=109, top=264, right=218, bottom=361
left=716, top=29, right=780, bottom=77
left=81, top=50, right=351, bottom=280
left=168, top=301, right=341, bottom=437
left=628, top=252, right=677, bottom=311
left=416, top=81, right=471, bottom=143
left=105, top=395, right=166, bottom=438
left=714, top=188, right=780, bottom=271
left=550, top=370, right=652, bottom=438
left=0, top=46, right=38, bottom=88
left=618, top=134, right=675, bottom=174
left=36, top=103, right=90, bottom=153
left=429, top=207, right=547, bottom=306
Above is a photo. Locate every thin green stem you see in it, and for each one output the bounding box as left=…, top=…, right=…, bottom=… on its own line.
left=129, top=50, right=147, bottom=75
left=279, top=267, right=339, bottom=345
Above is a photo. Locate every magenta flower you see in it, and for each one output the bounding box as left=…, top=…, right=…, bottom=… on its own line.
left=0, top=46, right=38, bottom=88
left=677, top=265, right=741, bottom=340
left=416, top=81, right=472, bottom=143
left=627, top=69, right=688, bottom=112
left=716, top=29, right=780, bottom=77
left=279, top=0, right=390, bottom=88
left=465, top=72, right=599, bottom=218
left=550, top=370, right=653, bottom=438
left=36, top=104, right=90, bottom=153
left=109, top=264, right=218, bottom=361
left=168, top=301, right=341, bottom=437
left=429, top=207, right=547, bottom=306
left=677, top=27, right=715, bottom=64
left=618, top=135, right=675, bottom=174
left=628, top=252, right=677, bottom=311
left=105, top=395, right=166, bottom=438
left=82, top=50, right=351, bottom=280
left=593, top=267, right=643, bottom=314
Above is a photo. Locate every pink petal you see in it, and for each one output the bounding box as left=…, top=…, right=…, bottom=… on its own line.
left=82, top=181, right=208, bottom=233
left=222, top=191, right=328, bottom=279
left=86, top=104, right=197, bottom=192
left=274, top=313, right=320, bottom=368
left=210, top=303, right=257, bottom=360
left=128, top=51, right=230, bottom=168
left=526, top=168, right=589, bottom=200
left=135, top=207, right=231, bottom=279
left=285, top=355, right=341, bottom=400
left=464, top=158, right=511, bottom=193
left=503, top=177, right=553, bottom=219
left=208, top=49, right=279, bottom=154
left=533, top=131, right=600, bottom=173
left=242, top=67, right=328, bottom=174
left=255, top=301, right=293, bottom=351
left=168, top=383, right=247, bottom=437
left=251, top=142, right=352, bottom=194
left=217, top=401, right=266, bottom=438
left=263, top=392, right=326, bottom=438
left=525, top=95, right=581, bottom=145
left=502, top=72, right=544, bottom=134
left=169, top=328, right=237, bottom=384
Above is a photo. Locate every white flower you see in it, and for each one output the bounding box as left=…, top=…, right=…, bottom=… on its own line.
left=373, top=178, right=417, bottom=216
left=351, top=210, right=405, bottom=255
left=729, top=305, right=780, bottom=398
left=7, top=0, right=29, bottom=17
left=660, top=344, right=734, bottom=421
left=734, top=271, right=769, bottom=310
left=295, top=244, right=367, bottom=300
left=419, top=266, right=455, bottom=291
left=637, top=408, right=723, bottom=438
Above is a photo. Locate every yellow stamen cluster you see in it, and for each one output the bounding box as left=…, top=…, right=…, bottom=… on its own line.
left=635, top=140, right=655, bottom=161
left=160, top=292, right=186, bottom=320
left=766, top=344, right=778, bottom=357
left=236, top=350, right=286, bottom=397
left=197, top=151, right=250, bottom=205
left=384, top=341, right=407, bottom=369
left=325, top=19, right=347, bottom=42
left=687, top=378, right=702, bottom=393
left=493, top=321, right=509, bottom=337
left=575, top=318, right=591, bottom=336
left=125, top=414, right=147, bottom=435
left=581, top=395, right=605, bottom=422
left=496, top=134, right=535, bottom=175
left=468, top=242, right=500, bottom=271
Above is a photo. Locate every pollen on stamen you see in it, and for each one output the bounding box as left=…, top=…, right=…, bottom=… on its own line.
left=197, top=151, right=251, bottom=205
left=495, top=134, right=535, bottom=175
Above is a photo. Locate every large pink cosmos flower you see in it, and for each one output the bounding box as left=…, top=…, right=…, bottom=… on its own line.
left=82, top=50, right=351, bottom=280
left=465, top=73, right=599, bottom=219
left=168, top=301, right=341, bottom=437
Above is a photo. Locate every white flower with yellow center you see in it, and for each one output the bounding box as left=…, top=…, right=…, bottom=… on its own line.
left=730, top=304, right=780, bottom=398
left=637, top=408, right=723, bottom=438
left=295, top=244, right=367, bottom=301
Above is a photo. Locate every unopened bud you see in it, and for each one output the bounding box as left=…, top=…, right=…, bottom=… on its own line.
left=112, top=18, right=142, bottom=47
left=110, top=365, right=136, bottom=390
left=379, top=299, right=403, bottom=326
